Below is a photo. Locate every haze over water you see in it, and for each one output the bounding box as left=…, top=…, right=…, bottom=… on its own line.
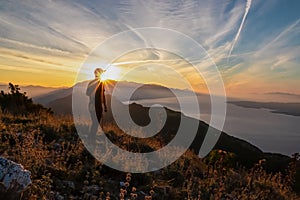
left=130, top=96, right=300, bottom=156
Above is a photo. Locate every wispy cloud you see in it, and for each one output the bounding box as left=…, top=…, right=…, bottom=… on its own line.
left=0, top=0, right=299, bottom=99
left=266, top=92, right=300, bottom=98
left=255, top=19, right=300, bottom=56
left=0, top=37, right=73, bottom=55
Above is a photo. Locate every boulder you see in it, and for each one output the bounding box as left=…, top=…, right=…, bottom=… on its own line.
left=0, top=157, right=31, bottom=199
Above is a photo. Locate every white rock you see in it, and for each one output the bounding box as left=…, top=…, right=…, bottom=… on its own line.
left=0, top=157, right=31, bottom=193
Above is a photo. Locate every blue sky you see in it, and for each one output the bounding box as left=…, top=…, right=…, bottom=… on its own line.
left=0, top=0, right=299, bottom=101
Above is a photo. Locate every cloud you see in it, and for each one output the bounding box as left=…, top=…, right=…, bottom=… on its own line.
left=255, top=19, right=300, bottom=57
left=0, top=0, right=246, bottom=66
left=0, top=0, right=124, bottom=54
left=0, top=0, right=299, bottom=98
left=0, top=37, right=73, bottom=55
left=265, top=92, right=300, bottom=98
left=228, top=0, right=252, bottom=58
left=245, top=19, right=300, bottom=76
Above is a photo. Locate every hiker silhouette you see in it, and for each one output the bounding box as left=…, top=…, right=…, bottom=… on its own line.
left=86, top=68, right=107, bottom=145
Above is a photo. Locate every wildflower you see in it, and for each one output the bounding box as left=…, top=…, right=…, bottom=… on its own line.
left=124, top=182, right=130, bottom=187
left=99, top=191, right=104, bottom=197
left=259, top=159, right=266, bottom=165
left=149, top=189, right=155, bottom=196
left=130, top=193, right=138, bottom=199
left=132, top=187, right=137, bottom=192
left=145, top=196, right=152, bottom=200
left=126, top=176, right=132, bottom=182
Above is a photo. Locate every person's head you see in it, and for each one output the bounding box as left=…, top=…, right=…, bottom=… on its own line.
left=94, top=68, right=105, bottom=78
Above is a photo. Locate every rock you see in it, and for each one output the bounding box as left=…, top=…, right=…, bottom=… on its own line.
left=0, top=157, right=31, bottom=199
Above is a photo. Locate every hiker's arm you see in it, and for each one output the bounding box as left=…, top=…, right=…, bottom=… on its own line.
left=102, top=84, right=107, bottom=112
left=86, top=82, right=92, bottom=96
left=86, top=86, right=90, bottom=96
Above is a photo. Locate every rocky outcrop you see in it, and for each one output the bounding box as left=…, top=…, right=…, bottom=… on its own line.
left=0, top=157, right=31, bottom=199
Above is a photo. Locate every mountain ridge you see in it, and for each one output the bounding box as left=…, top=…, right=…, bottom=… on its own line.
left=40, top=88, right=291, bottom=171
left=28, top=80, right=295, bottom=171
left=0, top=84, right=61, bottom=98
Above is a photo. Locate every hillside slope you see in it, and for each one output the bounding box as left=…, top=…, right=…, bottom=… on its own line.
left=43, top=92, right=291, bottom=170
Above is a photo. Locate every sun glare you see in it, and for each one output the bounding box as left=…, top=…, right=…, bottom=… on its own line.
left=101, top=65, right=122, bottom=81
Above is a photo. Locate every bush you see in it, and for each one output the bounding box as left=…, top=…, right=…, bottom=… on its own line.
left=0, top=83, right=52, bottom=115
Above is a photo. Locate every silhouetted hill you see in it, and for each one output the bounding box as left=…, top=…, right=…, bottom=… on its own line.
left=34, top=80, right=208, bottom=106
left=0, top=83, right=53, bottom=115
left=46, top=94, right=72, bottom=115
left=0, top=84, right=60, bottom=98
left=35, top=87, right=72, bottom=105
left=124, top=102, right=290, bottom=170
left=44, top=91, right=291, bottom=170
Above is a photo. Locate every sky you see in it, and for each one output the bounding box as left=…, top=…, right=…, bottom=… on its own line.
left=0, top=0, right=299, bottom=101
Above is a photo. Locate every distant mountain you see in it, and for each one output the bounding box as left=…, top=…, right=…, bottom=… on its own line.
left=34, top=87, right=73, bottom=105
left=46, top=94, right=72, bottom=115
left=44, top=87, right=291, bottom=171
left=33, top=80, right=294, bottom=171
left=35, top=80, right=210, bottom=114
left=0, top=84, right=60, bottom=99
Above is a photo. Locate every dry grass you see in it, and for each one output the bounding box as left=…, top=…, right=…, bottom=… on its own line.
left=0, top=111, right=299, bottom=199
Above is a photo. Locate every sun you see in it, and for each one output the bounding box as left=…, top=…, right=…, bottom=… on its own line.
left=101, top=65, right=122, bottom=81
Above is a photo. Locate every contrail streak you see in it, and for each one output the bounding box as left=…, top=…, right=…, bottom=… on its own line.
left=109, top=60, right=151, bottom=66
left=105, top=58, right=191, bottom=70
left=228, top=0, right=252, bottom=59
left=103, top=60, right=157, bottom=71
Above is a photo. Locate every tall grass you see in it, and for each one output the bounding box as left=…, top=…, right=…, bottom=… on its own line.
left=0, top=111, right=299, bottom=199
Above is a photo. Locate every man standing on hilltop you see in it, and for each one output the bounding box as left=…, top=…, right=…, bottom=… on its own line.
left=86, top=68, right=107, bottom=146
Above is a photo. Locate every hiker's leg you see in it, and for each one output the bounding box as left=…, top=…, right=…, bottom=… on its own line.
left=95, top=107, right=103, bottom=130
left=89, top=109, right=98, bottom=145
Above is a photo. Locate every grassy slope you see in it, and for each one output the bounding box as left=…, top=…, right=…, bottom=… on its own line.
left=0, top=111, right=299, bottom=199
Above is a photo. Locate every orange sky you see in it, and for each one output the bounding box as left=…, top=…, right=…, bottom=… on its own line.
left=1, top=1, right=299, bottom=102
